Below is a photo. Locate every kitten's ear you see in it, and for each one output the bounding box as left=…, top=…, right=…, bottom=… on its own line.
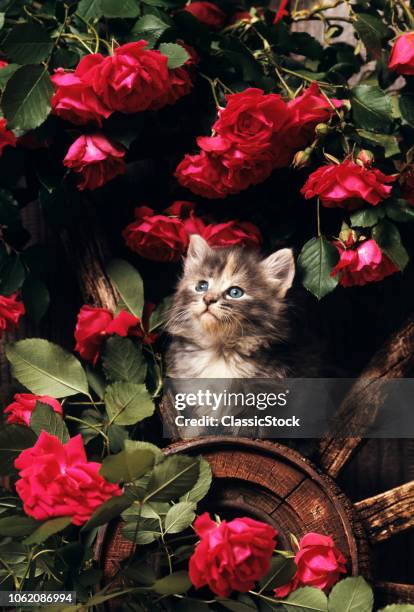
left=261, top=248, right=295, bottom=297
left=185, top=234, right=211, bottom=269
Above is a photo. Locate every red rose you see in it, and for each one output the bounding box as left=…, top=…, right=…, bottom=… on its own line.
left=89, top=41, right=170, bottom=113
left=273, top=0, right=289, bottom=23
left=152, top=43, right=198, bottom=109
left=51, top=55, right=112, bottom=126
left=389, top=32, right=414, bottom=75
left=275, top=533, right=346, bottom=598
left=301, top=160, right=396, bottom=208
left=4, top=394, right=62, bottom=427
left=202, top=220, right=262, bottom=248
left=164, top=200, right=206, bottom=234
left=283, top=83, right=342, bottom=148
left=15, top=432, right=121, bottom=525
left=123, top=206, right=190, bottom=262
left=74, top=305, right=140, bottom=364
left=63, top=134, right=126, bottom=191
left=189, top=513, right=277, bottom=597
left=183, top=2, right=226, bottom=28
left=331, top=238, right=398, bottom=287
left=0, top=118, right=16, bottom=156
left=0, top=293, right=25, bottom=337
left=0, top=60, right=8, bottom=69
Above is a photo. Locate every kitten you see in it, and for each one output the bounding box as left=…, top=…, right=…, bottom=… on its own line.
left=166, top=234, right=314, bottom=378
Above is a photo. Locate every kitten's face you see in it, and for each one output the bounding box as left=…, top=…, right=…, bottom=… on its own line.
left=167, top=235, right=295, bottom=346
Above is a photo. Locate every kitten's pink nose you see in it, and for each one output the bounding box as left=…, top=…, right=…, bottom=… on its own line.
left=203, top=293, right=218, bottom=306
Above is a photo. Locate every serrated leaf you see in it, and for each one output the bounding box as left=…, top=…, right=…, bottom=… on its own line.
left=81, top=491, right=134, bottom=531
left=354, top=14, right=389, bottom=60
left=385, top=198, right=414, bottom=223
left=0, top=63, right=19, bottom=90
left=145, top=455, right=200, bottom=502
left=297, top=236, right=339, bottom=300
left=355, top=129, right=400, bottom=158
left=352, top=85, right=393, bottom=133
left=102, top=336, right=146, bottom=383
left=372, top=220, right=409, bottom=271
left=2, top=23, right=53, bottom=64
left=131, top=14, right=170, bottom=47
left=279, top=586, right=328, bottom=611
left=121, top=504, right=160, bottom=544
left=152, top=570, right=191, bottom=595
left=101, top=0, right=139, bottom=17
left=124, top=439, right=165, bottom=464
left=149, top=295, right=173, bottom=331
left=328, top=576, right=373, bottom=612
left=0, top=425, right=37, bottom=475
left=22, top=276, right=50, bottom=324
left=105, top=381, right=154, bottom=426
left=0, top=515, right=40, bottom=537
left=107, top=258, right=144, bottom=318
left=77, top=0, right=103, bottom=19
left=159, top=43, right=189, bottom=69
left=100, top=447, right=155, bottom=483
left=6, top=338, right=88, bottom=398
left=179, top=457, right=212, bottom=503
left=259, top=555, right=297, bottom=592
left=164, top=501, right=196, bottom=534
left=350, top=205, right=386, bottom=228
left=30, top=402, right=69, bottom=443
left=23, top=516, right=72, bottom=545
left=2, top=64, right=53, bottom=132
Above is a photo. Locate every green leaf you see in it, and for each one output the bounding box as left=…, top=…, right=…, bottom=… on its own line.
left=179, top=457, right=212, bottom=503
left=149, top=295, right=173, bottom=331
left=2, top=23, right=53, bottom=64
left=355, top=129, right=400, bottom=158
left=77, top=0, right=103, bottom=19
left=6, top=338, right=88, bottom=398
left=124, top=439, right=165, bottom=464
left=76, top=408, right=104, bottom=444
left=102, top=336, right=146, bottom=383
left=0, top=245, right=25, bottom=294
left=218, top=599, right=257, bottom=612
left=0, top=63, right=19, bottom=90
left=328, top=576, right=373, bottom=612
left=81, top=491, right=134, bottom=531
left=164, top=501, right=196, bottom=534
left=105, top=381, right=154, bottom=426
left=86, top=366, right=105, bottom=400
left=145, top=455, right=200, bottom=502
left=372, top=220, right=409, bottom=270
left=22, top=276, right=50, bottom=324
left=30, top=402, right=69, bottom=443
left=159, top=43, right=190, bottom=69
left=354, top=14, right=389, bottom=59
left=352, top=85, right=393, bottom=132
left=0, top=425, right=37, bottom=475
left=101, top=0, right=139, bottom=17
left=2, top=64, right=53, bottom=131
left=385, top=198, right=414, bottom=223
left=350, top=205, right=386, bottom=228
left=23, top=516, right=72, bottom=545
left=280, top=586, right=328, bottom=611
left=399, top=94, right=414, bottom=127
left=297, top=236, right=339, bottom=300
left=131, top=14, right=169, bottom=47
left=0, top=515, right=40, bottom=537
left=107, top=258, right=144, bottom=318
left=259, top=555, right=297, bottom=592
left=379, top=606, right=414, bottom=611
left=100, top=447, right=155, bottom=483
left=121, top=503, right=161, bottom=544
left=152, top=570, right=191, bottom=595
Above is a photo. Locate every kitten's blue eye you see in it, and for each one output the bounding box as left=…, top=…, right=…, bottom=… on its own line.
left=196, top=280, right=209, bottom=292
left=227, top=286, right=244, bottom=298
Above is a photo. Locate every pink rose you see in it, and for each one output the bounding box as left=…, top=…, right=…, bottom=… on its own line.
left=301, top=160, right=396, bottom=208
left=331, top=238, right=398, bottom=287
left=275, top=533, right=346, bottom=598
left=123, top=206, right=190, bottom=262
left=4, top=394, right=62, bottom=427
left=202, top=220, right=262, bottom=248
left=183, top=2, right=226, bottom=28
left=89, top=41, right=170, bottom=113
left=15, top=432, right=121, bottom=525
left=0, top=293, right=25, bottom=337
left=389, top=32, right=414, bottom=75
left=51, top=55, right=112, bottom=126
left=189, top=513, right=277, bottom=597
left=63, top=134, right=126, bottom=190
left=74, top=305, right=140, bottom=364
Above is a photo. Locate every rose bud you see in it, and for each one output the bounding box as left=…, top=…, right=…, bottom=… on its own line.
left=293, top=147, right=313, bottom=169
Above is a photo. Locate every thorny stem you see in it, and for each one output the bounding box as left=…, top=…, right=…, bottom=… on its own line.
left=200, top=72, right=221, bottom=108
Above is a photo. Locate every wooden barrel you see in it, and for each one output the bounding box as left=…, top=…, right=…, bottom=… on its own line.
left=96, top=437, right=372, bottom=595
